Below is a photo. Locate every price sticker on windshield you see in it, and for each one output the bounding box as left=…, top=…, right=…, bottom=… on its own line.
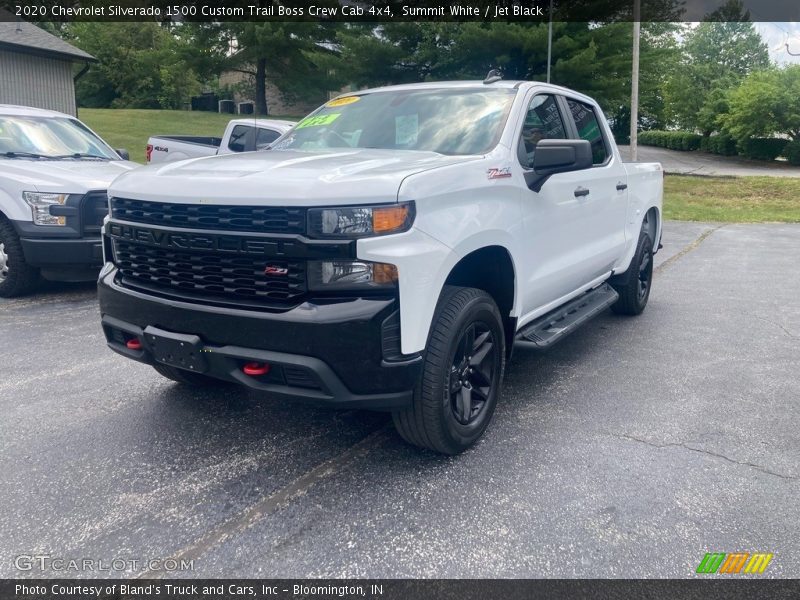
left=296, top=113, right=341, bottom=129
left=326, top=96, right=360, bottom=107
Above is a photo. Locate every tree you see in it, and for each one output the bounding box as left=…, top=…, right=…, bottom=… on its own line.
left=663, top=0, right=770, bottom=133
left=182, top=10, right=341, bottom=115
left=722, top=66, right=800, bottom=142
left=65, top=22, right=201, bottom=109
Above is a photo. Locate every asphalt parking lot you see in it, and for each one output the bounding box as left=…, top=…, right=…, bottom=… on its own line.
left=1, top=221, right=798, bottom=578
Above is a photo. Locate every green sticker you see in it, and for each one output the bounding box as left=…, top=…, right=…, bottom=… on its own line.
left=296, top=113, right=341, bottom=129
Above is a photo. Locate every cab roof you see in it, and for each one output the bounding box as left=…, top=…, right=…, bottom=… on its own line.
left=0, top=104, right=73, bottom=119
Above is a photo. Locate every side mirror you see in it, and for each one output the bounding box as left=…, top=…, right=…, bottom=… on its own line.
left=525, top=139, right=593, bottom=192
left=228, top=142, right=246, bottom=153
left=116, top=148, right=130, bottom=161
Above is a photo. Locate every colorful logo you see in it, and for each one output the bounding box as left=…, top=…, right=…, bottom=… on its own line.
left=696, top=552, right=773, bottom=574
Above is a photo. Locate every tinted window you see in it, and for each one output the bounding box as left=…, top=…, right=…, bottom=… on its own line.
left=273, top=88, right=516, bottom=156
left=518, top=94, right=567, bottom=168
left=567, top=99, right=608, bottom=164
left=256, top=128, right=280, bottom=149
left=228, top=125, right=254, bottom=152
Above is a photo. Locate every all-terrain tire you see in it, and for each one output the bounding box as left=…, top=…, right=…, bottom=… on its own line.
left=0, top=217, right=41, bottom=298
left=152, top=363, right=230, bottom=387
left=610, top=233, right=653, bottom=316
left=392, top=286, right=506, bottom=455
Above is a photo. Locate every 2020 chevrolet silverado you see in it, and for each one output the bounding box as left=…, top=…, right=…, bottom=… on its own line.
left=98, top=79, right=663, bottom=454
left=0, top=105, right=137, bottom=297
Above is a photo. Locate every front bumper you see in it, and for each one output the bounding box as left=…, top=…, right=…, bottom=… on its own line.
left=20, top=236, right=103, bottom=268
left=98, top=267, right=421, bottom=410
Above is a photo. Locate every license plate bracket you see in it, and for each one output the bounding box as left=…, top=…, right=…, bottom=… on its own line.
left=144, top=326, right=208, bottom=373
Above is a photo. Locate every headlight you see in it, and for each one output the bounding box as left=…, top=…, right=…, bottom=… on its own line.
left=307, top=202, right=414, bottom=239
left=308, top=260, right=398, bottom=291
left=23, top=192, right=68, bottom=226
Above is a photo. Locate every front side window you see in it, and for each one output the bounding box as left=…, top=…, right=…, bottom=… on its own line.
left=567, top=99, right=609, bottom=165
left=518, top=94, right=567, bottom=168
left=0, top=116, right=117, bottom=159
left=273, top=88, right=516, bottom=156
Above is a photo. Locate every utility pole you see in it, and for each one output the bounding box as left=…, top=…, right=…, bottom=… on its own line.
left=629, top=0, right=641, bottom=161
left=547, top=0, right=553, bottom=83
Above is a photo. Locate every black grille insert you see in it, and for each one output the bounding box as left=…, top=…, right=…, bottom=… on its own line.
left=113, top=240, right=306, bottom=307
left=110, top=197, right=306, bottom=234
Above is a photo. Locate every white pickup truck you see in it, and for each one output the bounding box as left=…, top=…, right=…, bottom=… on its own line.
left=99, top=78, right=662, bottom=454
left=0, top=105, right=138, bottom=297
left=146, top=118, right=296, bottom=164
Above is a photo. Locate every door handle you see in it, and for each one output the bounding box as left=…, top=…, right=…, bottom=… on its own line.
left=616, top=182, right=628, bottom=191
left=574, top=187, right=590, bottom=197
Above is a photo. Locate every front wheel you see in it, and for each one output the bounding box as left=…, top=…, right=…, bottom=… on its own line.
left=393, top=286, right=506, bottom=455
left=0, top=218, right=41, bottom=298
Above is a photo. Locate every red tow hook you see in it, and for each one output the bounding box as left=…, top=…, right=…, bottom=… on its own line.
left=126, top=338, right=142, bottom=350
left=243, top=362, right=270, bottom=376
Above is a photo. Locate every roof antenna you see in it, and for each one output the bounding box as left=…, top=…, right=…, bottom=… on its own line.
left=483, top=69, right=503, bottom=84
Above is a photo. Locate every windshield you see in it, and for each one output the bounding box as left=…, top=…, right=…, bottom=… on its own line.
left=0, top=115, right=118, bottom=159
left=273, top=88, right=516, bottom=156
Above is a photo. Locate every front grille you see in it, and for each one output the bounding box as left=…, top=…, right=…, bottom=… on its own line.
left=110, top=197, right=306, bottom=234
left=113, top=240, right=306, bottom=308
left=81, top=192, right=108, bottom=234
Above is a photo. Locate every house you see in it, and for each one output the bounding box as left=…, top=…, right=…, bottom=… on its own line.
left=0, top=15, right=95, bottom=116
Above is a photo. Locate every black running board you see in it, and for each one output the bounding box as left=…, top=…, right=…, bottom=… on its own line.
left=515, top=283, right=619, bottom=349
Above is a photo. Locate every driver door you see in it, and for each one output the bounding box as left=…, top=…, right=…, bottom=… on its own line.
left=517, top=93, right=598, bottom=318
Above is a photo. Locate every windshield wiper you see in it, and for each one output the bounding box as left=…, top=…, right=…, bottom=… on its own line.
left=2, top=151, right=49, bottom=159
left=51, top=153, right=109, bottom=160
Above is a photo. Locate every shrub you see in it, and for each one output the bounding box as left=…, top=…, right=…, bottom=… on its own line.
left=638, top=130, right=702, bottom=152
left=739, top=138, right=788, bottom=161
left=706, top=134, right=738, bottom=156
left=784, top=140, right=800, bottom=166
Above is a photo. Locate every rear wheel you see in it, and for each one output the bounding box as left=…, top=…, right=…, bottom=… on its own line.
left=0, top=218, right=40, bottom=298
left=152, top=363, right=229, bottom=387
left=393, top=286, right=505, bottom=454
left=611, top=233, right=653, bottom=316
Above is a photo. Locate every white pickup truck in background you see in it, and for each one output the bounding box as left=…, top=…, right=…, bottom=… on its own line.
left=146, top=118, right=296, bottom=164
left=0, top=104, right=138, bottom=297
left=99, top=77, right=663, bottom=454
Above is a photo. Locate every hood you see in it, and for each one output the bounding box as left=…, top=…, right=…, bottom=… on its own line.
left=109, top=149, right=479, bottom=206
left=0, top=159, right=139, bottom=194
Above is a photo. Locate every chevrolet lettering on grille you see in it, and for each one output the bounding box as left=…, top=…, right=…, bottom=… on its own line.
left=107, top=222, right=296, bottom=256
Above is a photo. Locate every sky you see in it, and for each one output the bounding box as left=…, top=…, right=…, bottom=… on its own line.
left=753, top=22, right=800, bottom=65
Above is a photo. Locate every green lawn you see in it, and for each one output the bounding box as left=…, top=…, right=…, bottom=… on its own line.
left=664, top=175, right=800, bottom=223
left=78, top=108, right=301, bottom=163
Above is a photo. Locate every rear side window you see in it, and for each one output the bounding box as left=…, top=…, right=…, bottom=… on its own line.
left=567, top=99, right=608, bottom=165
left=228, top=125, right=254, bottom=152
left=256, top=128, right=280, bottom=150
left=518, top=94, right=568, bottom=169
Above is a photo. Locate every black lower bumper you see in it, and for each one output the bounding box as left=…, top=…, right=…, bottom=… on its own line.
left=12, top=219, right=103, bottom=271
left=98, top=268, right=421, bottom=410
